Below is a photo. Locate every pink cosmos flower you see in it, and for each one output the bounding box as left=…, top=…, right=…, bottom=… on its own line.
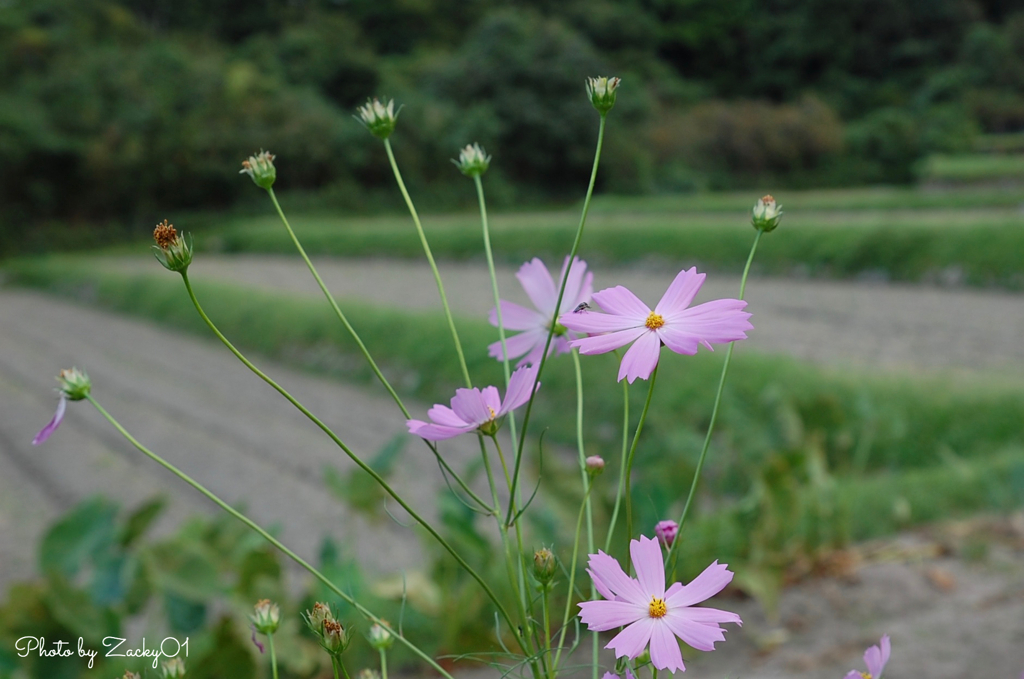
left=578, top=535, right=741, bottom=673
left=488, top=257, right=593, bottom=367
left=406, top=365, right=540, bottom=441
left=843, top=635, right=891, bottom=679
left=559, top=268, right=752, bottom=383
left=32, top=395, right=67, bottom=446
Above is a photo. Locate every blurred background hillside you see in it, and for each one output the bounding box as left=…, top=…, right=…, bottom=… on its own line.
left=4, top=0, right=1024, bottom=255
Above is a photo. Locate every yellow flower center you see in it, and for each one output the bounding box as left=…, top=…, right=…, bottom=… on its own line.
left=645, top=312, right=665, bottom=330
left=648, top=597, right=667, bottom=618
left=861, top=674, right=872, bottom=679
left=487, top=406, right=496, bottom=421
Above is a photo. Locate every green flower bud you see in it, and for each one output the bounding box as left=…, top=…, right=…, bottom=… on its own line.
left=752, top=194, right=783, bottom=233
left=305, top=602, right=333, bottom=633
left=322, top=619, right=351, bottom=656
left=367, top=622, right=394, bottom=651
left=239, top=150, right=276, bottom=190
left=356, top=98, right=400, bottom=140
left=585, top=456, right=605, bottom=477
left=586, top=76, right=621, bottom=114
left=251, top=599, right=280, bottom=635
left=152, top=220, right=193, bottom=273
left=160, top=658, right=186, bottom=678
left=57, top=367, right=91, bottom=401
left=453, top=143, right=491, bottom=177
left=533, top=547, right=557, bottom=586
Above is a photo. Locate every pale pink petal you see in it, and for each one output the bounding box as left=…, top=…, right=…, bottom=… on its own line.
left=631, top=536, right=666, bottom=599
left=656, top=326, right=703, bottom=356
left=865, top=635, right=890, bottom=678
left=665, top=582, right=684, bottom=599
left=499, top=365, right=540, bottom=415
left=570, top=327, right=648, bottom=355
left=654, top=268, right=705, bottom=316
left=488, top=329, right=547, bottom=362
left=577, top=600, right=645, bottom=631
left=587, top=568, right=616, bottom=600
left=480, top=386, right=502, bottom=414
left=676, top=606, right=742, bottom=627
left=843, top=673, right=861, bottom=679
left=592, top=286, right=651, bottom=319
left=573, top=271, right=595, bottom=309
left=587, top=551, right=648, bottom=604
left=557, top=257, right=592, bottom=314
left=560, top=311, right=644, bottom=335
left=32, top=396, right=67, bottom=446
left=517, top=335, right=551, bottom=368
left=648, top=620, right=685, bottom=673
left=450, top=388, right=490, bottom=426
left=517, top=258, right=558, bottom=316
left=617, top=331, right=662, bottom=383
left=606, top=617, right=656, bottom=660
left=665, top=561, right=734, bottom=608
left=879, top=635, right=891, bottom=672
left=489, top=300, right=547, bottom=331
left=407, top=420, right=476, bottom=441
left=552, top=335, right=575, bottom=357
left=671, top=299, right=752, bottom=345
left=662, top=612, right=726, bottom=652
left=425, top=404, right=470, bottom=428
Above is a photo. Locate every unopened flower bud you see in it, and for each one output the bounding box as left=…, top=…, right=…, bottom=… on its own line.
left=57, top=367, right=91, bottom=401
left=161, top=658, right=186, bottom=678
left=751, top=195, right=783, bottom=233
left=586, top=76, right=621, bottom=114
left=358, top=670, right=381, bottom=679
left=585, top=456, right=605, bottom=476
left=251, top=599, right=280, bottom=634
left=654, top=520, right=678, bottom=548
left=453, top=143, right=491, bottom=177
left=239, top=150, right=276, bottom=190
left=306, top=601, right=334, bottom=632
left=356, top=98, right=399, bottom=139
left=322, top=619, right=350, bottom=656
left=367, top=622, right=394, bottom=651
left=533, top=547, right=557, bottom=585
left=152, top=220, right=193, bottom=273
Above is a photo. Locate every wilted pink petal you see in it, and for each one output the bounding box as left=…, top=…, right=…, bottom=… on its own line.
left=32, top=395, right=67, bottom=446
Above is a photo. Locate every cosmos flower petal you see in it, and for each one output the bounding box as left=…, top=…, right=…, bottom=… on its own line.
left=558, top=256, right=590, bottom=313
left=879, top=635, right=891, bottom=671
left=672, top=300, right=753, bottom=344
left=606, top=617, right=656, bottom=660
left=662, top=612, right=726, bottom=652
left=842, top=673, right=862, bottom=679
left=655, top=267, right=705, bottom=316
left=864, top=635, right=891, bottom=678
left=648, top=619, right=686, bottom=673
left=588, top=568, right=616, bottom=600
left=32, top=395, right=67, bottom=446
left=425, top=404, right=469, bottom=428
left=498, top=365, right=540, bottom=415
left=592, top=286, right=651, bottom=319
left=489, top=329, right=548, bottom=362
left=560, top=311, right=644, bottom=335
left=675, top=606, right=742, bottom=627
left=588, top=551, right=648, bottom=604
left=656, top=326, right=703, bottom=355
left=489, top=300, right=547, bottom=331
left=618, top=331, right=662, bottom=383
left=407, top=420, right=476, bottom=441
left=480, top=386, right=502, bottom=414
left=450, top=388, right=490, bottom=426
left=577, top=600, right=645, bottom=631
left=631, top=535, right=666, bottom=598
left=570, top=327, right=648, bottom=355
left=665, top=561, right=734, bottom=608
left=517, top=258, right=559, bottom=316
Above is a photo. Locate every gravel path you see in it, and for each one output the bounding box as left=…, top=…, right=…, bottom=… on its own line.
left=101, top=254, right=1024, bottom=374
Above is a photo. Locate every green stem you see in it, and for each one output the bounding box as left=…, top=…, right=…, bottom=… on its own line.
left=265, top=187, right=411, bottom=418
left=332, top=658, right=340, bottom=679
left=383, top=138, right=472, bottom=388
left=665, top=229, right=763, bottom=568
left=474, top=174, right=519, bottom=454
left=551, top=482, right=594, bottom=673
left=570, top=350, right=598, bottom=679
left=624, top=365, right=659, bottom=567
left=267, top=632, right=279, bottom=679
left=541, top=585, right=553, bottom=673
left=604, top=369, right=629, bottom=552
left=178, top=272, right=519, bottom=643
left=505, top=113, right=608, bottom=527
left=379, top=649, right=388, bottom=679
left=84, top=395, right=452, bottom=679
left=338, top=659, right=353, bottom=679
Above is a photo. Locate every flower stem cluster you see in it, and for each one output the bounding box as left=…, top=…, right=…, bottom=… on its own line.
left=356, top=98, right=400, bottom=139
left=240, top=150, right=277, bottom=190
left=453, top=143, right=491, bottom=177
left=586, top=76, right=621, bottom=114
left=251, top=599, right=281, bottom=635
left=152, top=220, right=193, bottom=273
left=304, top=602, right=351, bottom=659
left=751, top=194, right=783, bottom=232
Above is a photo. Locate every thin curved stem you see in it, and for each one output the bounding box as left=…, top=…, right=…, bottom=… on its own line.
left=624, top=365, right=659, bottom=566
left=383, top=139, right=472, bottom=388
left=551, top=482, right=593, bottom=673
left=178, top=272, right=519, bottom=643
left=604, top=369, right=630, bottom=552
left=84, top=395, right=452, bottom=679
left=505, top=113, right=608, bottom=527
left=267, top=633, right=279, bottom=679
left=665, top=229, right=763, bottom=568
left=379, top=649, right=388, bottom=679
left=571, top=350, right=598, bottom=679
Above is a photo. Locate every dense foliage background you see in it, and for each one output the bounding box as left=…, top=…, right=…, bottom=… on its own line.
left=3, top=0, right=1024, bottom=240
